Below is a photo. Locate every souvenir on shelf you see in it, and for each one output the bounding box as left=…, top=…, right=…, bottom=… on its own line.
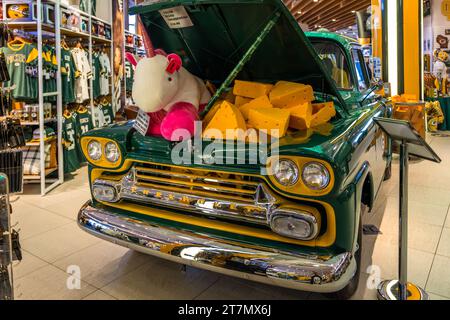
left=80, top=16, right=89, bottom=34
left=61, top=9, right=80, bottom=32
left=3, top=1, right=35, bottom=22
left=91, top=20, right=99, bottom=36
left=97, top=22, right=105, bottom=39
left=104, top=25, right=111, bottom=41
left=43, top=2, right=55, bottom=25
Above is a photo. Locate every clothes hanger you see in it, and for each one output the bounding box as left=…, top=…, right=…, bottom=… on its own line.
left=8, top=35, right=27, bottom=46
left=63, top=107, right=72, bottom=117
left=61, top=36, right=70, bottom=50
left=77, top=105, right=87, bottom=113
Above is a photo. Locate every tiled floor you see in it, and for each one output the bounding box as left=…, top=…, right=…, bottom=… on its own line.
left=9, top=135, right=450, bottom=300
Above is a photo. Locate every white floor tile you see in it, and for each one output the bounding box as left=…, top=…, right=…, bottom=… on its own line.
left=11, top=201, right=73, bottom=240
left=196, top=276, right=309, bottom=300
left=14, top=265, right=96, bottom=300
left=21, top=223, right=101, bottom=263
left=426, top=255, right=450, bottom=299
left=362, top=237, right=434, bottom=289
left=82, top=290, right=117, bottom=300
left=437, top=228, right=450, bottom=258
left=13, top=250, right=48, bottom=280
left=53, top=241, right=151, bottom=288
left=101, top=259, right=219, bottom=300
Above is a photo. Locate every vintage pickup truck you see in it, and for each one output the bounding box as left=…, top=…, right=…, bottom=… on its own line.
left=78, top=0, right=391, bottom=299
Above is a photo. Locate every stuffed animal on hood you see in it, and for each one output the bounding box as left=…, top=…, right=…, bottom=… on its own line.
left=132, top=51, right=211, bottom=141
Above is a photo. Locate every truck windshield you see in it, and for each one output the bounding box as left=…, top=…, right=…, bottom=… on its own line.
left=311, top=41, right=354, bottom=91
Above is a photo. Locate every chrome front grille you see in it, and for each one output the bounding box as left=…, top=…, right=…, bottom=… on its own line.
left=134, top=164, right=261, bottom=203
left=116, top=164, right=279, bottom=225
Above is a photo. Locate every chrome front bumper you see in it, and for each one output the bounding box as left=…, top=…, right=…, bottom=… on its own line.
left=77, top=201, right=356, bottom=293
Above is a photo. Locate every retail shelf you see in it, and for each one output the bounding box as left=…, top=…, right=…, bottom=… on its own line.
left=24, top=137, right=56, bottom=147
left=91, top=34, right=112, bottom=44
left=60, top=27, right=90, bottom=39
left=21, top=118, right=57, bottom=126
left=23, top=167, right=58, bottom=181
left=7, top=21, right=55, bottom=32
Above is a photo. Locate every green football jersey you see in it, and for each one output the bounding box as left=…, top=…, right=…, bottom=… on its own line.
left=100, top=101, right=115, bottom=126
left=0, top=43, right=38, bottom=101
left=80, top=0, right=96, bottom=15
left=92, top=52, right=101, bottom=99
left=125, top=60, right=134, bottom=93
left=61, top=49, right=76, bottom=104
left=43, top=45, right=57, bottom=102
left=75, top=109, right=93, bottom=162
left=63, top=113, right=81, bottom=174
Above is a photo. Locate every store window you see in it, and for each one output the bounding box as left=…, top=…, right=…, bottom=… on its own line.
left=351, top=49, right=370, bottom=91
left=312, top=41, right=353, bottom=90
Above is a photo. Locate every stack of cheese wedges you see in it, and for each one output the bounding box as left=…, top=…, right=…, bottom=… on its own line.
left=203, top=80, right=336, bottom=140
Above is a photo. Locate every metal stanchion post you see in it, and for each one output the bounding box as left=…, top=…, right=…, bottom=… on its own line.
left=374, top=117, right=439, bottom=301
left=399, top=140, right=409, bottom=301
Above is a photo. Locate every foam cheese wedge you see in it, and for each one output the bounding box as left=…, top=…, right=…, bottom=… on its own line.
left=233, top=80, right=273, bottom=99
left=235, top=96, right=252, bottom=108
left=269, top=81, right=315, bottom=109
left=203, top=101, right=247, bottom=140
left=287, top=102, right=313, bottom=130
left=203, top=101, right=223, bottom=127
left=248, top=108, right=291, bottom=138
left=239, top=95, right=273, bottom=120
left=311, top=102, right=336, bottom=128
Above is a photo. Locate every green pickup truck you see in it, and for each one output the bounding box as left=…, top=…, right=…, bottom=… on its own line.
left=78, top=0, right=392, bottom=299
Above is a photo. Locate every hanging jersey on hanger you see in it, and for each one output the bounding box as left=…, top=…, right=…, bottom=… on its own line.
left=92, top=103, right=104, bottom=128
left=63, top=113, right=81, bottom=174
left=100, top=100, right=114, bottom=126
left=99, top=52, right=111, bottom=96
left=61, top=48, right=76, bottom=104
left=43, top=44, right=57, bottom=102
left=0, top=43, right=38, bottom=101
left=72, top=47, right=92, bottom=103
left=80, top=0, right=96, bottom=16
left=92, top=51, right=101, bottom=99
left=75, top=107, right=93, bottom=161
left=125, top=60, right=134, bottom=93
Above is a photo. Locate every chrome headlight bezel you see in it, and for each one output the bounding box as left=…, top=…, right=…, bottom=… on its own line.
left=87, top=140, right=102, bottom=161
left=104, top=142, right=120, bottom=163
left=302, top=162, right=331, bottom=191
left=273, top=159, right=300, bottom=187
left=270, top=209, right=319, bottom=241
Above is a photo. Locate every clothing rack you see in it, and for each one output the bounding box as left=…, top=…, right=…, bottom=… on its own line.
left=0, top=174, right=13, bottom=300
left=1, top=0, right=113, bottom=196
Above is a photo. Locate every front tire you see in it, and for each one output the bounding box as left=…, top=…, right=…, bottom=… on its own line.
left=325, top=206, right=364, bottom=300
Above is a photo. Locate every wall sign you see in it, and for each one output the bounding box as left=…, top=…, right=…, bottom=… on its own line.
left=442, top=0, right=450, bottom=20
left=159, top=6, right=194, bottom=29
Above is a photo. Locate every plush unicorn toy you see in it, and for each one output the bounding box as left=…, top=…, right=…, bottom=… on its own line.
left=132, top=51, right=211, bottom=141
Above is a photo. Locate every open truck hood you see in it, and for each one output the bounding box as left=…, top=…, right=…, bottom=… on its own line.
left=130, top=0, right=347, bottom=111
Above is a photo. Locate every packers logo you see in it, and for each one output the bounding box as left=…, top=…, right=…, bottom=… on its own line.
left=442, top=0, right=450, bottom=20
left=7, top=4, right=30, bottom=19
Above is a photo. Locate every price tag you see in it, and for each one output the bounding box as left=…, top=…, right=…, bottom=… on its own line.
left=159, top=6, right=194, bottom=29
left=133, top=109, right=150, bottom=136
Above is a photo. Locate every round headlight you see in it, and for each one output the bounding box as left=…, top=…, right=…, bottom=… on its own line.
left=273, top=159, right=299, bottom=186
left=105, top=142, right=120, bottom=163
left=302, top=162, right=330, bottom=190
left=87, top=140, right=102, bottom=161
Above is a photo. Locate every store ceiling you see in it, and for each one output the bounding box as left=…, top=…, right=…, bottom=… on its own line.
left=284, top=0, right=371, bottom=32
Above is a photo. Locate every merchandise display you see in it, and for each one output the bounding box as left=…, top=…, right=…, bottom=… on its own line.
left=0, top=0, right=449, bottom=304
left=425, top=100, right=445, bottom=132
left=77, top=0, right=413, bottom=302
